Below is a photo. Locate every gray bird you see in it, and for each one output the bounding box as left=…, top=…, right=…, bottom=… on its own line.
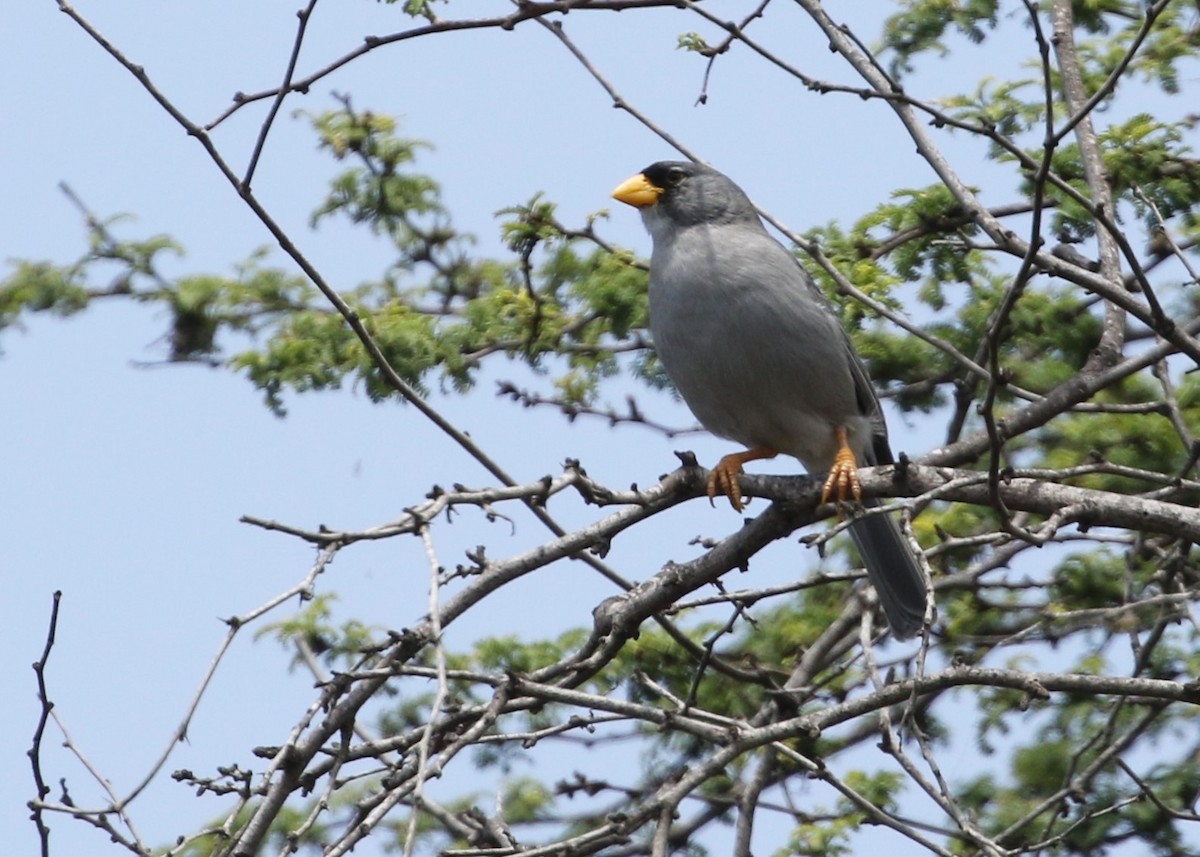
left=612, top=161, right=928, bottom=639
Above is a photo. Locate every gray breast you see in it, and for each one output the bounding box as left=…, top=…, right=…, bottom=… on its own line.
left=648, top=223, right=863, bottom=470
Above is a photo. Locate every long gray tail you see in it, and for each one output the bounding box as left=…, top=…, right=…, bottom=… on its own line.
left=848, top=503, right=928, bottom=639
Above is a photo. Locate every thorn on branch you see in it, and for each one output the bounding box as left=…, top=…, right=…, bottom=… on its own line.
left=590, top=537, right=612, bottom=559
left=893, top=451, right=912, bottom=486
left=674, top=450, right=700, bottom=468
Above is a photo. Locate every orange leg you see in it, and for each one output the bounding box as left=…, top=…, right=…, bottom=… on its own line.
left=820, top=426, right=862, bottom=508
left=707, top=446, right=778, bottom=512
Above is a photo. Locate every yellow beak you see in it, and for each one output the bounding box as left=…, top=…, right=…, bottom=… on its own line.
left=612, top=173, right=663, bottom=208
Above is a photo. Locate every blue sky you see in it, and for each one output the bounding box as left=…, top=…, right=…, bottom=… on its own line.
left=3, top=3, right=1089, bottom=855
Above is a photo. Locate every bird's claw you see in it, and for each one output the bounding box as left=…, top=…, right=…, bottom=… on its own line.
left=820, top=428, right=862, bottom=517
left=707, top=455, right=746, bottom=512
left=703, top=446, right=776, bottom=513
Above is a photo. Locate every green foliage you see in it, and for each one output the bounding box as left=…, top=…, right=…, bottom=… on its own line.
left=880, top=0, right=1001, bottom=76
left=467, top=631, right=586, bottom=675
left=1035, top=115, right=1200, bottom=240
left=0, top=261, right=91, bottom=341
left=783, top=817, right=853, bottom=857
left=784, top=770, right=904, bottom=857
left=255, top=594, right=380, bottom=671
left=677, top=32, right=715, bottom=56
left=941, top=76, right=1044, bottom=142
left=1049, top=551, right=1127, bottom=612
left=18, top=6, right=1200, bottom=854
left=381, top=0, right=447, bottom=20
left=174, top=801, right=335, bottom=857
left=955, top=672, right=1200, bottom=856
left=0, top=218, right=182, bottom=351
left=1073, top=3, right=1200, bottom=94
left=807, top=185, right=1104, bottom=421
left=1, top=107, right=654, bottom=416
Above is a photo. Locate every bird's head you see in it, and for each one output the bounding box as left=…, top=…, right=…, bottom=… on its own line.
left=612, top=161, right=758, bottom=233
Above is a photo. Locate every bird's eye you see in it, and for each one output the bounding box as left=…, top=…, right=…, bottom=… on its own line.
left=665, top=167, right=686, bottom=186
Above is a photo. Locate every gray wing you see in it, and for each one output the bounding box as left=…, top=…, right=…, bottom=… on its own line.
left=793, top=262, right=894, bottom=468
left=844, top=337, right=894, bottom=468
left=794, top=263, right=926, bottom=637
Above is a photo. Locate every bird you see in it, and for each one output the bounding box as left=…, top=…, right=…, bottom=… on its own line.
left=612, top=160, right=928, bottom=639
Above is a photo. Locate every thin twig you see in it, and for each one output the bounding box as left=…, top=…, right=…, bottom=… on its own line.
left=28, top=591, right=63, bottom=857
left=243, top=0, right=320, bottom=188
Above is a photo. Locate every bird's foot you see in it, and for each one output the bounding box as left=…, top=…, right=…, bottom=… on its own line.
left=707, top=456, right=747, bottom=512
left=820, top=427, right=862, bottom=515
left=706, top=446, right=778, bottom=513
